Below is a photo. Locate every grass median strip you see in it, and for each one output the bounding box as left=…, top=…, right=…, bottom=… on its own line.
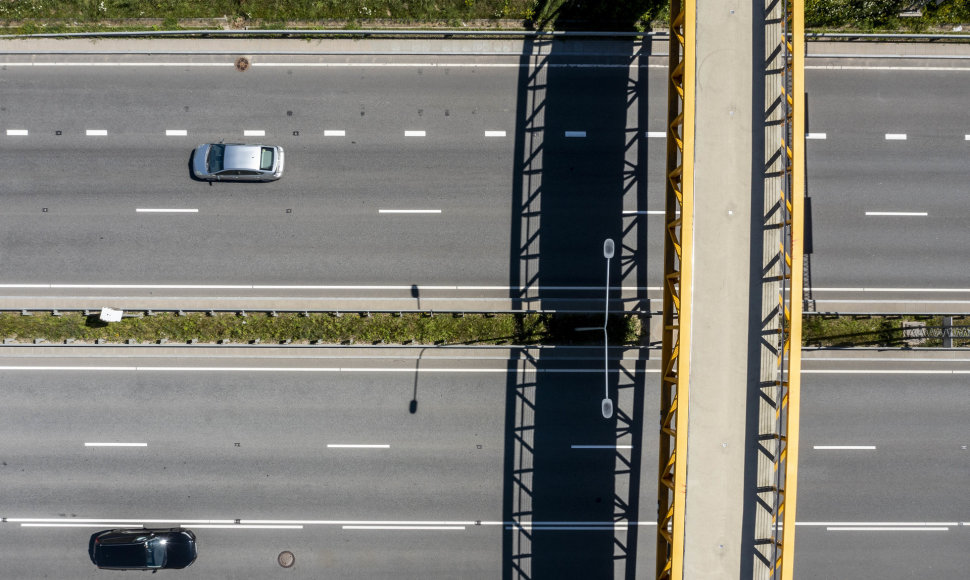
left=0, top=311, right=643, bottom=346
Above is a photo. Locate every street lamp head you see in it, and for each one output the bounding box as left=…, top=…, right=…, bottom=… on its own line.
left=603, top=238, right=615, bottom=259
left=601, top=398, right=614, bottom=419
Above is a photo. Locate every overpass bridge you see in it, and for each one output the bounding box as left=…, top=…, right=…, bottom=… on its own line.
left=657, top=1, right=805, bottom=579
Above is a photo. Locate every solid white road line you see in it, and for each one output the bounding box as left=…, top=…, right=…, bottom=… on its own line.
left=84, top=442, right=147, bottom=447
left=885, top=133, right=907, bottom=140
left=324, top=130, right=346, bottom=137
left=571, top=445, right=634, bottom=449
left=378, top=209, right=441, bottom=214
left=565, top=131, right=587, bottom=138
left=190, top=524, right=304, bottom=529
left=9, top=518, right=235, bottom=524
left=85, top=129, right=107, bottom=136
left=827, top=527, right=949, bottom=532
left=813, top=445, right=876, bottom=450
left=0, top=283, right=653, bottom=291
left=327, top=444, right=390, bottom=449
left=6, top=129, right=28, bottom=136
left=136, top=208, right=199, bottom=213
left=484, top=130, right=507, bottom=137
left=0, top=365, right=654, bottom=374
left=404, top=130, right=426, bottom=137
left=797, top=521, right=958, bottom=526
left=243, top=130, right=265, bottom=137
left=20, top=523, right=144, bottom=528
left=645, top=131, right=666, bottom=138
left=0, top=62, right=661, bottom=69
left=814, top=287, right=970, bottom=293
left=806, top=132, right=827, bottom=139
left=343, top=525, right=465, bottom=530
left=865, top=211, right=927, bottom=217
left=165, top=129, right=187, bottom=136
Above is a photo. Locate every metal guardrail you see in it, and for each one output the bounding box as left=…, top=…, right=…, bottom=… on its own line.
left=807, top=32, right=970, bottom=41
left=4, top=29, right=970, bottom=42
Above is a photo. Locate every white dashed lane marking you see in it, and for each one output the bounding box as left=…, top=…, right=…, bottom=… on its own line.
left=404, top=130, right=426, bottom=137
left=86, top=129, right=107, bottom=136
left=865, top=211, right=927, bottom=217
left=645, top=131, right=666, bottom=138
left=243, top=130, right=265, bottom=137
left=564, top=131, right=587, bottom=138
left=324, top=130, right=346, bottom=137
left=165, top=129, right=187, bottom=136
left=136, top=209, right=199, bottom=214
left=6, top=129, right=28, bottom=136
left=484, top=130, right=506, bottom=137
left=378, top=209, right=441, bottom=214
left=806, top=132, right=826, bottom=139
left=885, top=133, right=907, bottom=140
left=85, top=442, right=147, bottom=447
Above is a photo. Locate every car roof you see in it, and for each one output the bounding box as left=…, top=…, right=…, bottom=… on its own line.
left=223, top=144, right=267, bottom=171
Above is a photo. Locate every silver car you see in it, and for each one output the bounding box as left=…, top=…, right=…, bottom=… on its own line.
left=192, top=143, right=284, bottom=181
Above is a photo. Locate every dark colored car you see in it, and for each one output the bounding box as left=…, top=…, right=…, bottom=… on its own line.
left=89, top=528, right=198, bottom=570
left=192, top=143, right=284, bottom=181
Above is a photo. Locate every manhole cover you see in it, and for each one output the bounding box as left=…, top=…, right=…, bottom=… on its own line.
left=278, top=551, right=295, bottom=568
left=235, top=57, right=251, bottom=72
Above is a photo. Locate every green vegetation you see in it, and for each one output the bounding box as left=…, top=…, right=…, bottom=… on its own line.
left=802, top=314, right=969, bottom=347
left=0, top=311, right=643, bottom=346
left=806, top=0, right=970, bottom=31
left=0, top=0, right=537, bottom=27
left=0, top=0, right=664, bottom=33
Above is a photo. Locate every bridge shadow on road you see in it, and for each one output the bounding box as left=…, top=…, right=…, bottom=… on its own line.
left=502, top=26, right=653, bottom=579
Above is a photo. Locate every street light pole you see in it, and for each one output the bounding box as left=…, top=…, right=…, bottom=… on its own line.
left=601, top=238, right=615, bottom=419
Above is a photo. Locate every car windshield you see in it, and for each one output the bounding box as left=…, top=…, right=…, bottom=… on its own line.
left=259, top=147, right=275, bottom=171
left=207, top=145, right=226, bottom=172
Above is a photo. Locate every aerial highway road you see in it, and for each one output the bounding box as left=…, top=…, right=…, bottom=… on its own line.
left=0, top=345, right=964, bottom=578
left=0, top=39, right=659, bottom=314
left=1, top=39, right=968, bottom=312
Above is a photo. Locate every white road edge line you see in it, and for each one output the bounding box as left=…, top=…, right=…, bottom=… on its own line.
left=243, top=130, right=265, bottom=137
left=327, top=444, right=390, bottom=449
left=565, top=131, right=587, bottom=138
left=20, top=523, right=144, bottom=528
left=806, top=132, right=827, bottom=139
left=885, top=133, right=907, bottom=140
left=6, top=129, right=28, bottom=136
left=343, top=525, right=465, bottom=530
left=0, top=366, right=654, bottom=374
left=0, top=283, right=654, bottom=291
left=165, top=129, right=187, bottom=136
left=191, top=524, right=304, bottom=529
left=136, top=209, right=199, bottom=213
left=827, top=527, right=949, bottom=532
left=404, top=130, right=426, bottom=137
left=378, top=209, right=442, bottom=214
left=86, top=129, right=108, bottom=136
left=812, top=445, right=876, bottom=450
left=864, top=211, right=927, bottom=217
left=324, top=130, right=346, bottom=137
left=84, top=442, right=148, bottom=447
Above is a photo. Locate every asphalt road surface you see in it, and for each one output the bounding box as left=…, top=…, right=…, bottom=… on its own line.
left=3, top=40, right=967, bottom=311
left=0, top=346, right=965, bottom=578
